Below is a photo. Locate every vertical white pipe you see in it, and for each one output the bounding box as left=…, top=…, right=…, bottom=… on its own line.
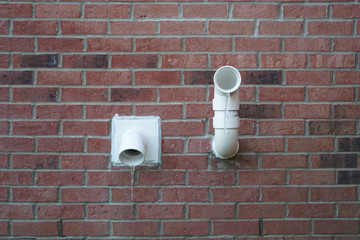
left=119, top=129, right=146, bottom=166
left=212, top=66, right=241, bottom=159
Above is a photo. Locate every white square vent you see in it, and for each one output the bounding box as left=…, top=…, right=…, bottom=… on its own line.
left=111, top=114, right=161, bottom=167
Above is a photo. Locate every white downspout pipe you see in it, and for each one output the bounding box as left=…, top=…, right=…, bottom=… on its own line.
left=212, top=66, right=241, bottom=159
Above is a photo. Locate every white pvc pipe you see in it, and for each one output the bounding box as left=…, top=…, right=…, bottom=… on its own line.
left=212, top=66, right=241, bottom=159
left=119, top=129, right=145, bottom=166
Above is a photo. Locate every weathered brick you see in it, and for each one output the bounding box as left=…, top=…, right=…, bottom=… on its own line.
left=159, top=87, right=205, bottom=102
left=113, top=221, right=159, bottom=236
left=111, top=21, right=156, bottom=35
left=37, top=204, right=83, bottom=219
left=12, top=154, right=58, bottom=169
left=88, top=171, right=131, bottom=186
left=38, top=38, right=83, bottom=52
left=285, top=37, right=330, bottom=52
left=138, top=204, right=184, bottom=219
left=35, top=4, right=80, bottom=18
left=136, top=38, right=182, bottom=52
left=162, top=138, right=183, bottom=154
left=290, top=170, right=335, bottom=185
left=310, top=186, right=357, bottom=201
left=85, top=4, right=130, bottom=18
left=338, top=203, right=360, bottom=217
left=188, top=204, right=234, bottom=219
left=212, top=187, right=259, bottom=202
left=284, top=104, right=331, bottom=119
left=36, top=105, right=82, bottom=119
left=138, top=171, right=185, bottom=186
left=239, top=104, right=281, bottom=119
left=160, top=21, right=204, bottom=35
left=37, top=137, right=83, bottom=152
left=262, top=154, right=308, bottom=168
left=183, top=4, right=227, bottom=18
left=36, top=171, right=83, bottom=186
left=63, top=55, right=107, bottom=68
left=136, top=104, right=182, bottom=119
left=112, top=187, right=158, bottom=202
left=288, top=203, right=334, bottom=218
left=61, top=187, right=108, bottom=202
left=86, top=105, right=132, bottom=119
left=37, top=71, right=82, bottom=85
left=87, top=138, right=110, bottom=153
left=0, top=54, right=8, bottom=68
left=332, top=4, right=360, bottom=18
left=61, top=155, right=107, bottom=169
left=162, top=187, right=209, bottom=202
left=87, top=38, right=132, bottom=52
left=0, top=138, right=34, bottom=152
left=186, top=37, right=231, bottom=52
left=189, top=171, right=235, bottom=186
left=261, top=54, right=306, bottom=68
left=88, top=204, right=133, bottom=219
left=238, top=204, right=285, bottom=218
left=242, top=70, right=282, bottom=84
left=62, top=88, right=107, bottom=102
left=162, top=155, right=207, bottom=169
left=213, top=220, right=258, bottom=235
left=163, top=221, right=209, bottom=236
left=338, top=138, right=360, bottom=152
left=233, top=3, right=278, bottom=18
left=258, top=120, right=304, bottom=135
left=308, top=21, right=353, bottom=35
left=134, top=71, right=180, bottom=85
left=111, top=88, right=156, bottom=102
left=13, top=87, right=58, bottom=102
left=13, top=187, right=58, bottom=202
left=134, top=4, right=178, bottom=18
left=311, top=154, right=357, bottom=168
left=0, top=37, right=33, bottom=51
left=262, top=187, right=308, bottom=202
left=284, top=5, right=327, bottom=18
left=314, top=220, right=359, bottom=234
left=263, top=220, right=310, bottom=235
left=0, top=104, right=32, bottom=119
left=162, top=121, right=205, bottom=136
left=12, top=221, right=58, bottom=236
left=112, top=54, right=157, bottom=68
left=259, top=21, right=303, bottom=35
left=0, top=20, right=8, bottom=34
left=0, top=204, right=33, bottom=219
left=162, top=54, right=207, bottom=68
left=13, top=54, right=58, bottom=68
left=309, top=121, right=355, bottom=135
left=62, top=221, right=108, bottom=236
left=334, top=37, right=360, bottom=51
left=12, top=121, right=58, bottom=135
left=286, top=70, right=332, bottom=85
left=0, top=4, right=32, bottom=18
left=334, top=104, right=360, bottom=118
left=13, top=20, right=58, bottom=35
left=0, top=71, right=33, bottom=85
left=235, top=37, right=281, bottom=51
left=209, top=21, right=254, bottom=35
left=86, top=71, right=131, bottom=85
left=309, top=54, right=355, bottom=68
left=259, top=87, right=304, bottom=101
left=288, top=137, right=334, bottom=152
left=211, top=54, right=257, bottom=68
left=338, top=171, right=360, bottom=184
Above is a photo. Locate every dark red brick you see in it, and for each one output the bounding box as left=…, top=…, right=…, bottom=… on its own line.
left=111, top=88, right=156, bottom=102
left=0, top=71, right=33, bottom=84
left=63, top=55, right=107, bottom=68
left=13, top=54, right=58, bottom=68
left=239, top=104, right=281, bottom=119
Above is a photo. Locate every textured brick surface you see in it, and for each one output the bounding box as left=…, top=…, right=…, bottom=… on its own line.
left=0, top=1, right=359, bottom=239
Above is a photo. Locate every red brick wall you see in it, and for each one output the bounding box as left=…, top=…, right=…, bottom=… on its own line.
left=0, top=0, right=359, bottom=239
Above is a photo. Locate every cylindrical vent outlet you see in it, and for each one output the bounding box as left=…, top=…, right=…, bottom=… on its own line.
left=214, top=66, right=241, bottom=93
left=119, top=129, right=145, bottom=167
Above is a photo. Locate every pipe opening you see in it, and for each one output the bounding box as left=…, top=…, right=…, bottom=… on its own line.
left=120, top=149, right=144, bottom=167
left=214, top=66, right=241, bottom=93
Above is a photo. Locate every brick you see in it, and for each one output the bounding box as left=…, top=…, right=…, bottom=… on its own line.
left=13, top=187, right=58, bottom=202
left=13, top=221, right=58, bottom=236
left=61, top=155, right=107, bottom=169
left=235, top=37, right=281, bottom=51
left=213, top=221, right=258, bottom=235
left=0, top=37, right=34, bottom=52
left=239, top=138, right=284, bottom=153
left=160, top=21, right=204, bottom=35
left=136, top=38, right=182, bottom=52
left=184, top=71, right=214, bottom=85
left=259, top=87, right=304, bottom=102
left=285, top=37, right=330, bottom=52
left=37, top=204, right=83, bottom=219
left=284, top=104, right=331, bottom=119
left=0, top=104, right=32, bottom=119
left=186, top=37, right=231, bottom=52
left=62, top=88, right=107, bottom=102
left=13, top=20, right=57, bottom=35
left=338, top=203, right=360, bottom=217
left=0, top=187, right=8, bottom=201
left=88, top=171, right=131, bottom=186
left=35, top=4, right=80, bottom=18
left=309, top=54, right=355, bottom=68
left=310, top=186, right=357, bottom=201
left=134, top=4, right=178, bottom=18
left=13, top=87, right=58, bottom=102
left=233, top=4, right=278, bottom=18
left=134, top=71, right=180, bottom=85
left=338, top=138, right=360, bottom=152
left=85, top=4, right=130, bottom=18
left=290, top=170, right=335, bottom=185
left=163, top=121, right=205, bottom=137
left=112, top=187, right=158, bottom=202
left=112, top=54, right=157, bottom=68
left=284, top=5, right=327, bottom=18
left=334, top=38, right=360, bottom=52
left=332, top=4, right=360, bottom=18
left=288, top=137, right=334, bottom=152
left=36, top=105, right=82, bottom=119
left=111, top=88, right=156, bottom=102
left=338, top=170, right=360, bottom=184
left=113, top=221, right=159, bottom=236
left=136, top=104, right=182, bottom=119
left=62, top=221, right=108, bottom=236
left=188, top=171, right=234, bottom=186
left=239, top=104, right=281, bottom=119
left=162, top=155, right=207, bottom=169
left=0, top=4, right=32, bottom=18
left=288, top=203, right=334, bottom=218
left=162, top=138, right=183, bottom=153
left=239, top=170, right=286, bottom=185
left=12, top=121, right=58, bottom=135
left=186, top=104, right=212, bottom=118
left=86, top=105, right=132, bottom=119
left=0, top=20, right=8, bottom=34
left=211, top=54, right=257, bottom=68
left=210, top=154, right=258, bottom=170
left=61, top=21, right=106, bottom=35
left=242, top=70, right=282, bottom=85
left=209, top=21, right=254, bottom=34
left=37, top=71, right=82, bottom=85
left=334, top=105, right=360, bottom=118
left=63, top=54, right=107, bottom=68
left=262, top=186, right=308, bottom=202
left=87, top=71, right=131, bottom=85
left=88, top=204, right=133, bottom=219
left=87, top=38, right=132, bottom=52
left=309, top=120, right=355, bottom=135
left=162, top=187, right=209, bottom=202
left=261, top=54, right=306, bottom=68
left=238, top=204, right=285, bottom=218
left=163, top=221, right=209, bottom=236
left=162, top=54, right=207, bottom=68
left=0, top=204, right=33, bottom=219
left=183, top=4, right=227, bottom=18
left=308, top=21, right=353, bottom=35
left=111, top=21, right=156, bottom=35
left=160, top=87, right=205, bottom=102
left=310, top=87, right=354, bottom=101
left=263, top=220, right=310, bottom=235
left=63, top=121, right=109, bottom=136
left=259, top=21, right=303, bottom=35
left=37, top=137, right=83, bottom=152
left=0, top=138, right=33, bottom=152
left=138, top=171, right=185, bottom=186
left=335, top=70, right=360, bottom=84
left=262, top=154, right=308, bottom=168
left=36, top=171, right=83, bottom=186
left=0, top=122, right=8, bottom=134
left=61, top=187, right=108, bottom=202
left=259, top=120, right=304, bottom=135
left=0, top=221, right=8, bottom=235
left=314, top=220, right=359, bottom=234
left=13, top=54, right=58, bottom=68
left=286, top=70, right=332, bottom=85
left=13, top=154, right=58, bottom=169
left=189, top=204, right=234, bottom=219
left=87, top=138, right=110, bottom=152
left=311, top=154, right=357, bottom=168
left=0, top=54, right=8, bottom=68
left=38, top=38, right=83, bottom=52
left=0, top=71, right=33, bottom=85
left=138, top=204, right=184, bottom=219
